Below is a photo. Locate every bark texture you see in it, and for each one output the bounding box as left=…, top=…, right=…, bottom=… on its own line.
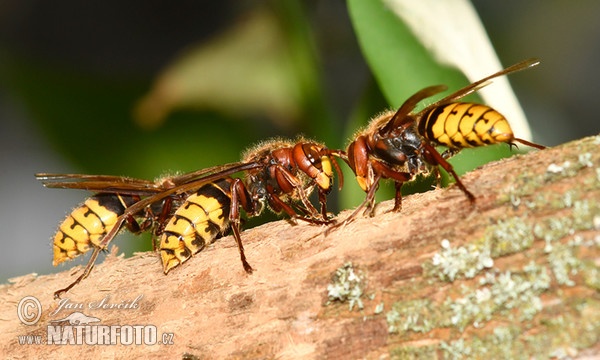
left=1, top=135, right=599, bottom=359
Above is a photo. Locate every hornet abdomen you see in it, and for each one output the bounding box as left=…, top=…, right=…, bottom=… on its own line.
left=420, top=102, right=514, bottom=149
left=52, top=194, right=137, bottom=266
left=159, top=178, right=232, bottom=274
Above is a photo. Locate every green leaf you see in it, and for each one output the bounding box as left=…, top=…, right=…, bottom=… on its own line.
left=347, top=0, right=467, bottom=112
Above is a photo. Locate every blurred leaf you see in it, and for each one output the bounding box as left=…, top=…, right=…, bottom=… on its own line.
left=134, top=7, right=303, bottom=131
left=133, top=1, right=338, bottom=147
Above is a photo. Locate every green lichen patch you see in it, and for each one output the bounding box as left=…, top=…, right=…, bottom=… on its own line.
left=543, top=142, right=598, bottom=185
left=386, top=298, right=438, bottom=334
left=582, top=260, right=600, bottom=290
left=389, top=343, right=438, bottom=359
left=424, top=217, right=535, bottom=282
left=325, top=262, right=366, bottom=311
left=507, top=168, right=599, bottom=213
left=435, top=298, right=600, bottom=360
left=577, top=152, right=594, bottom=168
left=547, top=243, right=581, bottom=286
left=439, top=326, right=525, bottom=360
left=428, top=298, right=600, bottom=359
left=420, top=198, right=598, bottom=331
left=499, top=136, right=600, bottom=209
left=533, top=217, right=574, bottom=251
left=532, top=198, right=599, bottom=246
left=497, top=171, right=543, bottom=206
left=554, top=235, right=600, bottom=290
left=425, top=239, right=494, bottom=282
left=388, top=262, right=552, bottom=336
left=443, top=262, right=550, bottom=331
left=528, top=197, right=600, bottom=287
left=572, top=199, right=600, bottom=230
left=385, top=137, right=600, bottom=357
left=485, top=217, right=534, bottom=257
left=545, top=160, right=583, bottom=181
left=525, top=299, right=600, bottom=357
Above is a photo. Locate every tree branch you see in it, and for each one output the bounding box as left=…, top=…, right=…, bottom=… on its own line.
left=2, top=135, right=599, bottom=359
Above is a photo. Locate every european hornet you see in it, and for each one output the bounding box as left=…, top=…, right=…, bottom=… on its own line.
left=332, top=58, right=545, bottom=228
left=159, top=138, right=344, bottom=275
left=37, top=138, right=342, bottom=298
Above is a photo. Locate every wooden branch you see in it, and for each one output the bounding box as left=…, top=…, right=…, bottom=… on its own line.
left=2, top=135, right=599, bottom=359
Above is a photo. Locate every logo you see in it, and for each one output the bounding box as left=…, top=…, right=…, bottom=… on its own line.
left=17, top=296, right=42, bottom=325
left=50, top=312, right=101, bottom=325
left=50, top=294, right=143, bottom=316
left=46, top=315, right=164, bottom=345
left=16, top=294, right=175, bottom=346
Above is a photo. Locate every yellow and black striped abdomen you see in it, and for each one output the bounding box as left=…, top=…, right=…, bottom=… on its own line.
left=419, top=103, right=515, bottom=149
left=159, top=179, right=232, bottom=274
left=53, top=194, right=135, bottom=266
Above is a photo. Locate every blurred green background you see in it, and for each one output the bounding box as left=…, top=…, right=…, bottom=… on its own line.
left=1, top=1, right=598, bottom=283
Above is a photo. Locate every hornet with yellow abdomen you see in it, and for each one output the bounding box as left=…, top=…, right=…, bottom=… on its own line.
left=37, top=172, right=194, bottom=297
left=40, top=173, right=188, bottom=269
left=159, top=177, right=241, bottom=274
left=52, top=193, right=141, bottom=266
left=159, top=138, right=344, bottom=274
left=37, top=138, right=342, bottom=297
left=331, top=58, right=546, bottom=229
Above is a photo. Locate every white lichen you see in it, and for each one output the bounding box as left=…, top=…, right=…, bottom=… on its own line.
left=487, top=218, right=534, bottom=257
left=431, top=239, right=494, bottom=282
left=578, top=152, right=593, bottom=168
left=440, top=338, right=471, bottom=359
left=548, top=244, right=580, bottom=287
left=386, top=299, right=434, bottom=334
left=445, top=262, right=550, bottom=330
left=326, top=262, right=365, bottom=311
left=546, top=162, right=569, bottom=175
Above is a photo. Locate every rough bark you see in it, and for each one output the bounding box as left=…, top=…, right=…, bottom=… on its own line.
left=2, top=135, right=599, bottom=359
